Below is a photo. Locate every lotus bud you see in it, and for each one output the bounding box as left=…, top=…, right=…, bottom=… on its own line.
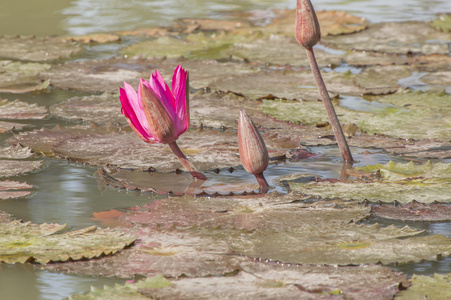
left=238, top=110, right=269, bottom=193
left=295, top=0, right=321, bottom=49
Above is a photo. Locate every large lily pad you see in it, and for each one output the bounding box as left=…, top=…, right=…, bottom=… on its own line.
left=0, top=35, right=82, bottom=62
left=286, top=161, right=451, bottom=204
left=322, top=21, right=451, bottom=55
left=262, top=89, right=451, bottom=140
left=0, top=98, right=48, bottom=119
left=0, top=180, right=33, bottom=200
left=0, top=60, right=51, bottom=93
left=39, top=57, right=258, bottom=92
left=0, top=145, right=33, bottom=159
left=397, top=273, right=451, bottom=300
left=0, top=217, right=135, bottom=264
left=50, top=93, right=125, bottom=125
left=230, top=222, right=451, bottom=265
left=46, top=226, right=243, bottom=279
left=71, top=263, right=406, bottom=300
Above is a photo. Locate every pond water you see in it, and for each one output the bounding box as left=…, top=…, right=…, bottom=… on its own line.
left=1, top=0, right=451, bottom=299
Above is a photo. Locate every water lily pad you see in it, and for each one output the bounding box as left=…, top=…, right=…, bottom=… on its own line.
left=0, top=98, right=48, bottom=119
left=397, top=273, right=451, bottom=300
left=372, top=202, right=451, bottom=222
left=286, top=161, right=451, bottom=204
left=39, top=57, right=258, bottom=92
left=121, top=31, right=261, bottom=60
left=0, top=160, right=42, bottom=177
left=323, top=21, right=451, bottom=55
left=230, top=222, right=451, bottom=265
left=50, top=93, right=125, bottom=125
left=0, top=145, right=33, bottom=159
left=173, top=18, right=250, bottom=33
left=45, top=226, right=243, bottom=279
left=344, top=51, right=411, bottom=67
left=0, top=35, right=82, bottom=62
left=68, top=262, right=406, bottom=300
left=264, top=9, right=368, bottom=36
left=120, top=194, right=369, bottom=229
left=0, top=217, right=135, bottom=264
left=0, top=121, right=30, bottom=133
left=0, top=60, right=51, bottom=93
left=0, top=180, right=33, bottom=199
left=262, top=89, right=451, bottom=140
left=61, top=34, right=121, bottom=44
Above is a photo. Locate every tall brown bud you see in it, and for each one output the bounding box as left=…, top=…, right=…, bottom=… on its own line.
left=238, top=110, right=269, bottom=175
left=295, top=0, right=321, bottom=49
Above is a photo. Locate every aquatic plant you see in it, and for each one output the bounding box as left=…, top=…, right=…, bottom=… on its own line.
left=238, top=110, right=270, bottom=193
left=295, top=0, right=353, bottom=162
left=119, top=65, right=207, bottom=180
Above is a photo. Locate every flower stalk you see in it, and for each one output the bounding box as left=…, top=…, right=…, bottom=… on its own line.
left=295, top=0, right=353, bottom=162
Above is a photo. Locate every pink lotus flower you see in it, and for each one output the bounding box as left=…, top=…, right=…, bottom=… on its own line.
left=119, top=65, right=189, bottom=144
left=119, top=66, right=207, bottom=180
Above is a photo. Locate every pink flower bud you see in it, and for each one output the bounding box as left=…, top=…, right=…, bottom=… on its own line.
left=238, top=110, right=269, bottom=175
left=295, top=0, right=321, bottom=49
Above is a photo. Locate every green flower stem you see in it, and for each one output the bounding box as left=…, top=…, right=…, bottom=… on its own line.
left=305, top=47, right=354, bottom=162
left=168, top=141, right=208, bottom=181
left=255, top=172, right=269, bottom=193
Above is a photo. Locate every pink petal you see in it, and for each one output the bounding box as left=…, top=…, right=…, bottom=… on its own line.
left=119, top=82, right=155, bottom=142
left=147, top=70, right=176, bottom=117
left=172, top=65, right=189, bottom=135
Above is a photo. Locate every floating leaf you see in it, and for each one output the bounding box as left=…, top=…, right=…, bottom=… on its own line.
left=46, top=227, right=243, bottom=279
left=0, top=98, right=48, bottom=119
left=397, top=273, right=451, bottom=300
left=430, top=14, right=451, bottom=32
left=323, top=21, right=450, bottom=55
left=0, top=121, right=30, bottom=133
left=0, top=217, right=135, bottom=264
left=0, top=60, right=51, bottom=93
left=0, top=180, right=33, bottom=200
left=230, top=222, right=451, bottom=265
left=69, top=263, right=406, bottom=299
left=286, top=161, right=451, bottom=203
left=0, top=35, right=82, bottom=62
left=50, top=93, right=125, bottom=125
left=0, top=145, right=33, bottom=159
left=372, top=202, right=451, bottom=222
left=0, top=160, right=42, bottom=177
left=61, top=34, right=121, bottom=44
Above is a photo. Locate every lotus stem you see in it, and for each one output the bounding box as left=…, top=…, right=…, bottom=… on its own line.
left=305, top=47, right=354, bottom=162
left=168, top=141, right=208, bottom=181
left=254, top=172, right=269, bottom=194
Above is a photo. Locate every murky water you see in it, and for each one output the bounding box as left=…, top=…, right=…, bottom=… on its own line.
left=1, top=0, right=451, bottom=299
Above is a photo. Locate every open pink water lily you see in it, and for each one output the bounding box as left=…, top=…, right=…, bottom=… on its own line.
left=119, top=65, right=189, bottom=144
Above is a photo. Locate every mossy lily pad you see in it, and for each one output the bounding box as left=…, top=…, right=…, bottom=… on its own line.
left=0, top=98, right=48, bottom=119
left=0, top=181, right=33, bottom=199
left=286, top=161, right=451, bottom=204
left=46, top=226, right=243, bottom=279
left=72, top=263, right=405, bottom=300
left=262, top=89, right=451, bottom=140
left=397, top=273, right=451, bottom=300
left=0, top=60, right=51, bottom=93
left=430, top=14, right=451, bottom=32
left=0, top=35, right=82, bottom=62
left=0, top=217, right=135, bottom=264
left=230, top=223, right=451, bottom=265
left=50, top=93, right=125, bottom=125
left=322, top=21, right=451, bottom=55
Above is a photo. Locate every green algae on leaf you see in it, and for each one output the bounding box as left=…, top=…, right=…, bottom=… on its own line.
left=0, top=60, right=51, bottom=93
left=0, top=180, right=33, bottom=200
left=0, top=98, right=48, bottom=119
left=69, top=275, right=170, bottom=300
left=50, top=93, right=125, bottom=125
left=397, top=273, right=451, bottom=300
left=230, top=222, right=451, bottom=265
left=430, top=14, right=451, bottom=32
left=0, top=217, right=135, bottom=264
left=0, top=35, right=82, bottom=62
left=287, top=161, right=451, bottom=204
